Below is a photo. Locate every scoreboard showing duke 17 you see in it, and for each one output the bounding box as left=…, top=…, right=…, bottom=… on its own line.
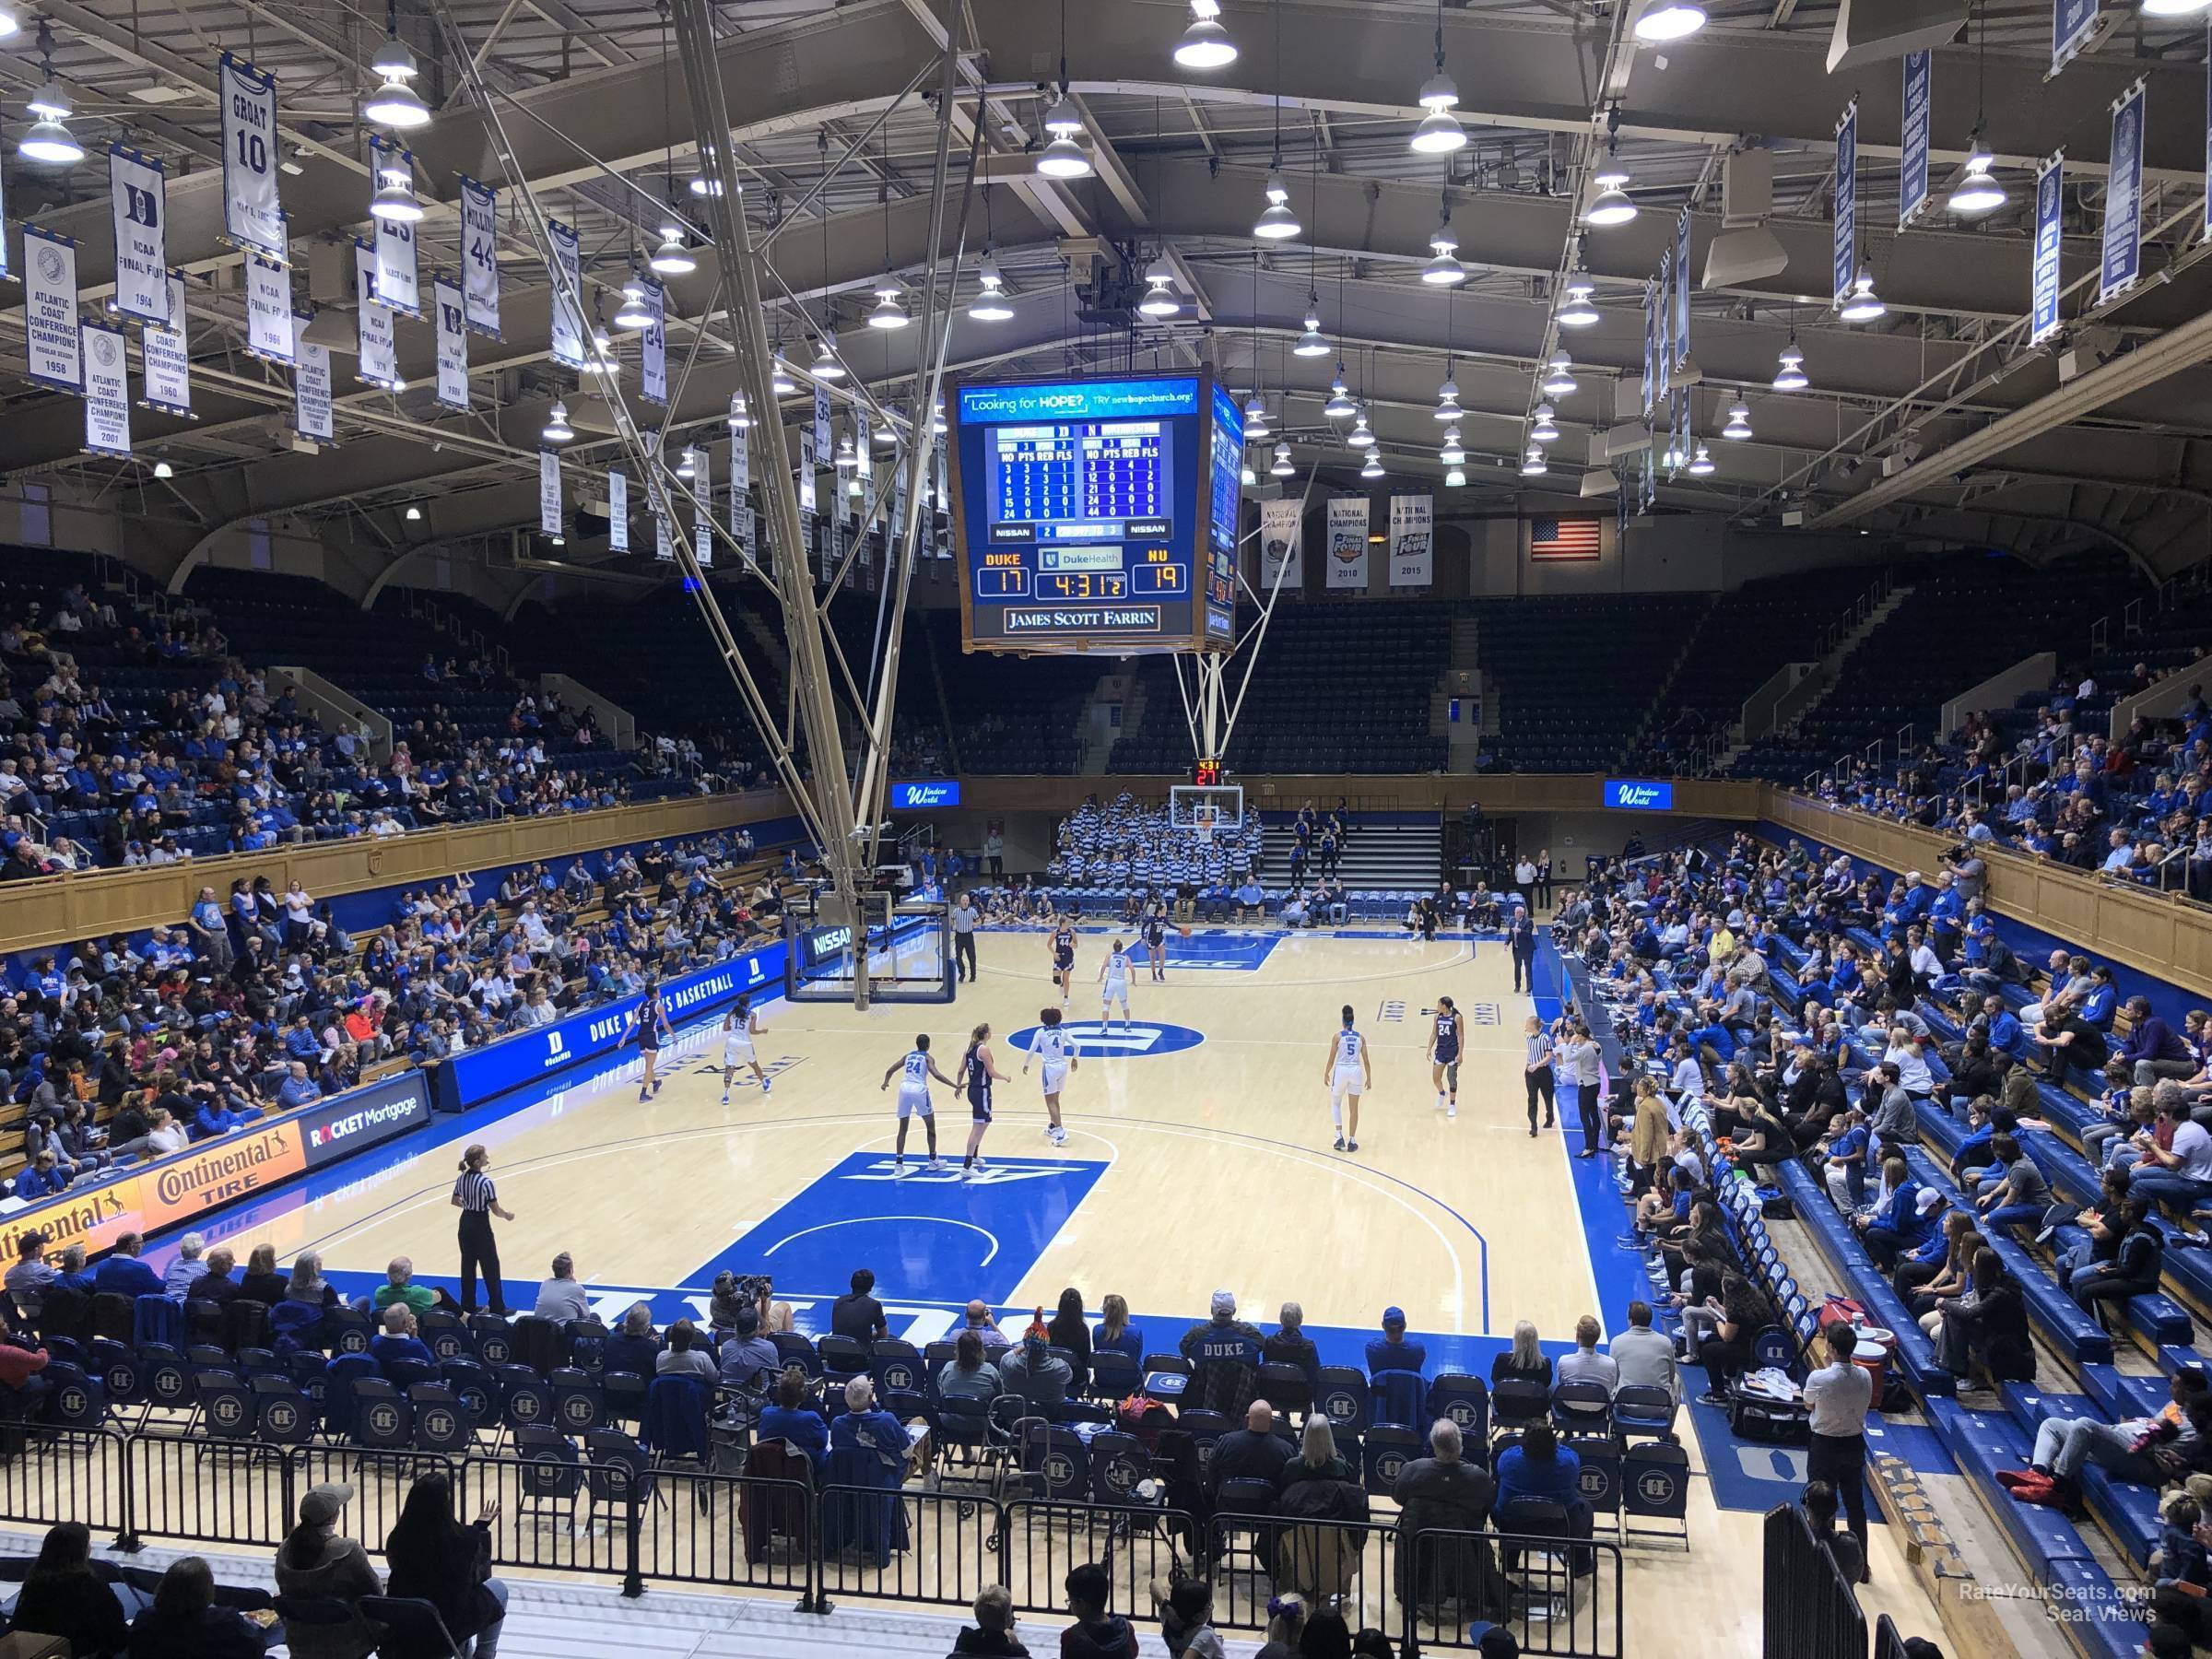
left=948, top=371, right=1242, bottom=654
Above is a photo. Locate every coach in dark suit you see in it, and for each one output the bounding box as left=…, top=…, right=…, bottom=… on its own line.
left=1509, top=908, right=1537, bottom=993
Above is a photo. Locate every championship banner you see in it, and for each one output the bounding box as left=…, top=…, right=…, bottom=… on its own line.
left=2031, top=154, right=2065, bottom=346
left=813, top=383, right=832, bottom=457
left=354, top=242, right=398, bottom=391
left=2053, top=0, right=2098, bottom=76
left=369, top=140, right=420, bottom=318
left=140, top=274, right=191, bottom=417
left=641, top=276, right=667, bottom=405
left=218, top=53, right=284, bottom=262
left=731, top=417, right=749, bottom=494
left=22, top=229, right=81, bottom=391
left=547, top=219, right=583, bottom=369
left=1655, top=251, right=1671, bottom=402
left=432, top=277, right=467, bottom=410
left=798, top=428, right=818, bottom=512
left=2101, top=80, right=2146, bottom=305
left=108, top=145, right=169, bottom=325
left=1833, top=100, right=1858, bottom=307
left=1258, top=497, right=1303, bottom=590
left=607, top=470, right=629, bottom=552
left=80, top=324, right=130, bottom=458
left=538, top=449, right=561, bottom=537
left=1325, top=496, right=1369, bottom=590
left=244, top=254, right=292, bottom=362
left=691, top=449, right=712, bottom=569
left=738, top=503, right=756, bottom=567
left=1387, top=493, right=1434, bottom=588
left=653, top=512, right=674, bottom=562
left=1673, top=207, right=1691, bottom=368
left=292, top=319, right=333, bottom=441
left=1641, top=279, right=1655, bottom=418
left=458, top=176, right=500, bottom=338
left=1900, top=50, right=1932, bottom=228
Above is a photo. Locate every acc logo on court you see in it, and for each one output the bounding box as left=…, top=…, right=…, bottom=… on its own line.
left=1005, top=1021, right=1206, bottom=1058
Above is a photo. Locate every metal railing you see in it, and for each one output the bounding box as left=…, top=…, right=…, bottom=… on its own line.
left=1760, top=1502, right=1866, bottom=1659
left=0, top=1426, right=1630, bottom=1654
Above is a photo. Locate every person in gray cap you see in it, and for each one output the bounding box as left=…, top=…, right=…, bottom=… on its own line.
left=274, top=1482, right=382, bottom=1659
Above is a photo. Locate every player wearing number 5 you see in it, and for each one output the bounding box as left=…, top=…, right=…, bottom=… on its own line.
left=1325, top=1005, right=1373, bottom=1154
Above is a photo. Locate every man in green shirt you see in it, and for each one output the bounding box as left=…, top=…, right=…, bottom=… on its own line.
left=371, top=1255, right=447, bottom=1316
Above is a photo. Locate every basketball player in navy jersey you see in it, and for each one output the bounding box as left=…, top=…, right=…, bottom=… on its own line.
left=1323, top=1003, right=1372, bottom=1152
left=1023, top=1006, right=1078, bottom=1147
left=1098, top=937, right=1135, bottom=1030
left=1141, top=905, right=1169, bottom=982
left=1050, top=912, right=1078, bottom=1006
left=957, top=1022, right=1010, bottom=1172
left=1428, top=994, right=1462, bottom=1120
left=879, top=1033, right=956, bottom=1173
left=633, top=977, right=672, bottom=1102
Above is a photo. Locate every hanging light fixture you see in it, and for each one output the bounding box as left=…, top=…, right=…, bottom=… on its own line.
left=1409, top=2, right=1466, bottom=155
left=811, top=332, right=847, bottom=380
left=2144, top=0, right=2212, bottom=13
left=0, top=7, right=21, bottom=41
left=1838, top=269, right=1887, bottom=323
left=404, top=502, right=422, bottom=520
left=1532, top=403, right=1560, bottom=443
left=1242, top=393, right=1271, bottom=441
left=1241, top=463, right=1258, bottom=487
left=1434, top=376, right=1464, bottom=422
left=728, top=393, right=751, bottom=430
left=970, top=253, right=1015, bottom=322
left=1688, top=442, right=1715, bottom=476
left=649, top=219, right=697, bottom=276
left=369, top=158, right=423, bottom=223
left=1138, top=261, right=1182, bottom=317
left=1520, top=444, right=1548, bottom=477
left=847, top=476, right=864, bottom=499
left=1360, top=451, right=1386, bottom=480
left=1347, top=408, right=1376, bottom=449
left=834, top=433, right=858, bottom=471
left=771, top=354, right=797, bottom=397
left=866, top=280, right=911, bottom=330
left=1583, top=147, right=1638, bottom=228
left=1324, top=366, right=1357, bottom=420
left=687, top=148, right=725, bottom=197
left=1723, top=400, right=1753, bottom=440
left=613, top=276, right=653, bottom=331
left=1253, top=171, right=1301, bottom=241
left=1036, top=12, right=1093, bottom=182
left=541, top=401, right=575, bottom=443
left=19, top=34, right=79, bottom=168
left=1559, top=272, right=1601, bottom=328
left=362, top=6, right=431, bottom=129
left=1948, top=129, right=2006, bottom=217
left=1293, top=297, right=1329, bottom=357
left=1269, top=442, right=1295, bottom=477
left=1440, top=427, right=1465, bottom=465
left=1773, top=337, right=1809, bottom=391
left=1541, top=354, right=1577, bottom=398
left=582, top=322, right=617, bottom=375
left=1631, top=0, right=1708, bottom=41
left=932, top=399, right=948, bottom=435
left=152, top=459, right=174, bottom=480
left=676, top=447, right=698, bottom=480
left=1445, top=466, right=1466, bottom=488
left=1422, top=206, right=1466, bottom=286
left=1172, top=0, right=1239, bottom=69
left=875, top=408, right=900, bottom=444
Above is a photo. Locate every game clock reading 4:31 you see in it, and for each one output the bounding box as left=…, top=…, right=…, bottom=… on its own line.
left=948, top=371, right=1241, bottom=654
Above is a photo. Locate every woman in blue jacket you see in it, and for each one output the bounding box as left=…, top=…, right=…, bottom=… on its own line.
left=758, top=1365, right=830, bottom=1469
left=1495, top=1423, right=1588, bottom=1531
left=1855, top=1158, right=1937, bottom=1269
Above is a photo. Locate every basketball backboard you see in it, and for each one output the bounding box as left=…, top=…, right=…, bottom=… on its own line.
left=1169, top=783, right=1245, bottom=830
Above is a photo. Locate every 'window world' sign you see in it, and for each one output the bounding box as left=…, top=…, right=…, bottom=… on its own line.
left=1602, top=779, right=1675, bottom=811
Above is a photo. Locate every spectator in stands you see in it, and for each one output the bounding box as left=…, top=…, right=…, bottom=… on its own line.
left=127, top=1556, right=265, bottom=1659
left=11, top=1148, right=66, bottom=1203
left=1180, top=1290, right=1265, bottom=1417
left=1095, top=1294, right=1142, bottom=1364
left=2120, top=996, right=2200, bottom=1088
left=1555, top=1315, right=1618, bottom=1393
left=5, top=1230, right=56, bottom=1319
left=1059, top=1562, right=1138, bottom=1659
left=1800, top=1482, right=1866, bottom=1590
left=714, top=1302, right=778, bottom=1391
left=1264, top=1303, right=1320, bottom=1393
left=1495, top=1421, right=1587, bottom=1535
left=1853, top=1161, right=1936, bottom=1269
left=2006, top=1373, right=2212, bottom=1513
left=1896, top=1210, right=1976, bottom=1314
left=1932, top=1248, right=2035, bottom=1388
left=937, top=1331, right=1006, bottom=1406
left=371, top=1306, right=435, bottom=1377
left=831, top=1375, right=909, bottom=1465
left=657, top=1319, right=717, bottom=1382
left=2033, top=1007, right=2110, bottom=1092
left=92, top=1230, right=163, bottom=1300
left=194, top=1249, right=240, bottom=1309
left=13, top=1521, right=129, bottom=1659
left=1974, top=1134, right=2052, bottom=1234
left=2083, top=1085, right=2155, bottom=1170
left=531, top=1252, right=592, bottom=1324
left=953, top=1583, right=1030, bottom=1657
left=1608, top=1301, right=1675, bottom=1400
left=2069, top=1195, right=2166, bottom=1327
left=274, top=1481, right=382, bottom=1659
left=383, top=1472, right=507, bottom=1659
left=371, top=1256, right=448, bottom=1317
left=759, top=1366, right=830, bottom=1467
left=239, top=1243, right=287, bottom=1305
left=1208, top=1398, right=1294, bottom=1504
left=999, top=1325, right=1073, bottom=1410
left=1365, top=1308, right=1426, bottom=1377
left=162, top=1232, right=209, bottom=1301
left=1047, top=1288, right=1091, bottom=1394
left=1864, top=1064, right=1919, bottom=1147
left=2120, top=1093, right=2212, bottom=1218
left=1490, top=1321, right=1553, bottom=1390
left=830, top=1266, right=888, bottom=1344
left=1153, top=1579, right=1223, bottom=1659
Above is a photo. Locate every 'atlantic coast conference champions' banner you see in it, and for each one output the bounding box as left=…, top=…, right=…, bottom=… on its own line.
left=0, top=1069, right=429, bottom=1265
left=432, top=942, right=790, bottom=1111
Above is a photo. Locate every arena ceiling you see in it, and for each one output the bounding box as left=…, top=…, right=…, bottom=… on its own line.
left=0, top=0, right=2208, bottom=576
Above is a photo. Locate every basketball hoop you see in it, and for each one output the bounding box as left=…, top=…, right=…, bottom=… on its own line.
left=1193, top=804, right=1218, bottom=847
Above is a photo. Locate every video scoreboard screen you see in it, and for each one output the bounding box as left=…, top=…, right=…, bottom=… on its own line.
left=949, top=371, right=1241, bottom=654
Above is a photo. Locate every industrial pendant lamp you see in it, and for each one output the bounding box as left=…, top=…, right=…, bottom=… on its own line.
left=1423, top=206, right=1466, bottom=286
left=1948, top=8, right=2006, bottom=217
left=1138, top=261, right=1182, bottom=317
left=1347, top=408, right=1376, bottom=449
left=1036, top=4, right=1092, bottom=180
left=1242, top=393, right=1271, bottom=441
left=1324, top=366, right=1357, bottom=419
left=1171, top=0, right=1238, bottom=69
left=1270, top=442, right=1295, bottom=477
left=649, top=220, right=697, bottom=276
left=1772, top=337, right=1808, bottom=391
left=1440, top=427, right=1465, bottom=465
left=866, top=281, right=911, bottom=330
left=19, top=33, right=79, bottom=167
left=1409, top=1, right=1465, bottom=155
left=811, top=332, right=846, bottom=380
left=370, top=157, right=423, bottom=222
left=362, top=4, right=431, bottom=129
left=1688, top=442, right=1715, bottom=475
left=1631, top=0, right=1708, bottom=42
left=1722, top=400, right=1753, bottom=440
left=1531, top=403, right=1560, bottom=443
left=1559, top=271, right=1600, bottom=328
left=1360, top=450, right=1385, bottom=480
left=728, top=393, right=751, bottom=430
left=1583, top=148, right=1637, bottom=228
left=1434, top=375, right=1464, bottom=422
left=1838, top=269, right=1887, bottom=323
left=970, top=253, right=1015, bottom=322
left=1253, top=171, right=1300, bottom=241
left=1541, top=354, right=1577, bottom=398
left=613, top=276, right=653, bottom=331
left=1293, top=297, right=1329, bottom=357
left=541, top=401, right=575, bottom=443
left=1520, top=444, right=1547, bottom=477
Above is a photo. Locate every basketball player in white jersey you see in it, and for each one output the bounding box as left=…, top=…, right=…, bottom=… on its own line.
left=1323, top=1003, right=1372, bottom=1153
left=1097, top=938, right=1135, bottom=1030
left=1427, top=994, right=1461, bottom=1120
left=879, top=1033, right=956, bottom=1173
left=1022, top=1006, right=1078, bottom=1147
left=719, top=996, right=769, bottom=1102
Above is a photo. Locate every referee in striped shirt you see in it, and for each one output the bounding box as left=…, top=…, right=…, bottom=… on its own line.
left=452, top=1143, right=515, bottom=1316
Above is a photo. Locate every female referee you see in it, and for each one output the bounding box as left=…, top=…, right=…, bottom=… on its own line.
left=452, top=1142, right=515, bottom=1316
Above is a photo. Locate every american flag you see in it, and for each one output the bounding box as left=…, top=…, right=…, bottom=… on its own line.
left=1530, top=517, right=1603, bottom=560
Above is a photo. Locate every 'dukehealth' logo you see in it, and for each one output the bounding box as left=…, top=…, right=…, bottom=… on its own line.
left=1005, top=1021, right=1206, bottom=1059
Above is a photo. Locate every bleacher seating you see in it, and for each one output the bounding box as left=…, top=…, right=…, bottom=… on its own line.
left=1474, top=593, right=1709, bottom=772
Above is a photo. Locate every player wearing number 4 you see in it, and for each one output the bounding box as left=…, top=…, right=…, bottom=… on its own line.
left=720, top=997, right=768, bottom=1102
left=881, top=1035, right=956, bottom=1173
left=1098, top=938, right=1135, bottom=1029
left=1024, top=1006, right=1077, bottom=1147
left=1325, top=1004, right=1372, bottom=1153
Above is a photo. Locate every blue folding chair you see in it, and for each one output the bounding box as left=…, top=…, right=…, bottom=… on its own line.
left=253, top=1374, right=315, bottom=1446
left=551, top=1365, right=605, bottom=1434
left=1088, top=1350, right=1140, bottom=1403
left=43, top=1361, right=106, bottom=1430
left=1427, top=1373, right=1489, bottom=1443
left=1314, top=1365, right=1371, bottom=1436
left=351, top=1378, right=413, bottom=1450
left=1360, top=1423, right=1419, bottom=1496
left=497, top=1364, right=554, bottom=1437
left=321, top=1353, right=381, bottom=1441
left=132, top=1294, right=182, bottom=1352
left=642, top=1375, right=712, bottom=1474
left=1021, top=1422, right=1088, bottom=1502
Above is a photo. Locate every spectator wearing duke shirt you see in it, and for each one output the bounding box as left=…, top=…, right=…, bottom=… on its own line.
left=1365, top=1308, right=1427, bottom=1377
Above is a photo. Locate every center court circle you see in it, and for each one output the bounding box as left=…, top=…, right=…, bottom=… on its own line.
left=1004, top=1020, right=1206, bottom=1059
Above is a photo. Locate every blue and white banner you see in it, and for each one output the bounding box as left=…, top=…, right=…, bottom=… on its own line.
left=547, top=219, right=583, bottom=370
left=21, top=229, right=80, bottom=392
left=731, top=416, right=749, bottom=494
left=2101, top=79, right=2146, bottom=305
left=813, top=383, right=833, bottom=457
left=140, top=275, right=191, bottom=417
left=641, top=276, right=667, bottom=404
left=1655, top=252, right=1671, bottom=402
left=354, top=241, right=398, bottom=390
left=691, top=448, right=713, bottom=569
left=654, top=511, right=674, bottom=562
left=458, top=176, right=500, bottom=338
left=607, top=470, right=629, bottom=553
left=798, top=428, right=818, bottom=513
left=539, top=449, right=562, bottom=538
left=1674, top=207, right=1691, bottom=367
left=293, top=318, right=332, bottom=441
left=433, top=276, right=467, bottom=411
left=218, top=53, right=284, bottom=262
left=1900, top=50, right=1932, bottom=228
left=1833, top=100, right=1858, bottom=307
left=1641, top=279, right=1655, bottom=418
left=2053, top=0, right=2098, bottom=76
left=243, top=254, right=290, bottom=362
left=2031, top=154, right=2065, bottom=346
left=369, top=141, right=420, bottom=319
left=108, top=146, right=170, bottom=326
left=80, top=324, right=130, bottom=457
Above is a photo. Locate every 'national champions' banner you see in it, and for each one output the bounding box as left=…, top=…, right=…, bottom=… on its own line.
left=1388, top=493, right=1433, bottom=588
left=1258, top=497, right=1303, bottom=592
left=1325, top=496, right=1369, bottom=590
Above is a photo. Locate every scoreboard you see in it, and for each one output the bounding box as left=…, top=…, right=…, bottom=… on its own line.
left=949, top=371, right=1241, bottom=654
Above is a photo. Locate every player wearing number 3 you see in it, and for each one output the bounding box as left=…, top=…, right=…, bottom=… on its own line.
left=1098, top=938, right=1135, bottom=1030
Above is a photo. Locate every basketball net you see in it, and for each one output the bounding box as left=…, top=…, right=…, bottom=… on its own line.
left=1194, top=805, right=1218, bottom=847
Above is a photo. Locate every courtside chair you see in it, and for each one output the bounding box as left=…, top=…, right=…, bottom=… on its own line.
left=1610, top=1383, right=1677, bottom=1444
left=440, top=1357, right=496, bottom=1433
left=771, top=1331, right=821, bottom=1378
left=1495, top=1497, right=1576, bottom=1627
left=550, top=1365, right=605, bottom=1435
left=1020, top=1420, right=1088, bottom=1504
left=418, top=1310, right=473, bottom=1362
left=1360, top=1423, right=1420, bottom=1497
left=323, top=1306, right=373, bottom=1356
left=350, top=1378, right=413, bottom=1451
left=1258, top=1360, right=1312, bottom=1423
left=1427, top=1374, right=1489, bottom=1444
left=869, top=1338, right=924, bottom=1400
left=1371, top=1369, right=1425, bottom=1429
left=470, top=1312, right=514, bottom=1368
left=816, top=1334, right=870, bottom=1388
left=250, top=1373, right=314, bottom=1447
left=513, top=1424, right=586, bottom=1524
left=359, top=1594, right=465, bottom=1658
left=321, top=1353, right=381, bottom=1441
left=1085, top=1430, right=1151, bottom=1507
left=41, top=1361, right=105, bottom=1430
left=409, top=1382, right=474, bottom=1454
left=1623, top=1441, right=1692, bottom=1547
left=1088, top=1350, right=1140, bottom=1403
left=1489, top=1376, right=1551, bottom=1439
left=585, top=1428, right=657, bottom=1525
left=1314, top=1366, right=1370, bottom=1437
left=1569, top=1435, right=1624, bottom=1540
left=1550, top=1381, right=1612, bottom=1440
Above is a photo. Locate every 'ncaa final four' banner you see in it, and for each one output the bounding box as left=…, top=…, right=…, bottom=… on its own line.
left=1388, top=494, right=1433, bottom=588
left=1258, top=498, right=1303, bottom=592
left=108, top=145, right=169, bottom=326
left=1325, top=497, right=1369, bottom=590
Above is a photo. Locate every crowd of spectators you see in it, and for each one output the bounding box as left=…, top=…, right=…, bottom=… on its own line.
left=1049, top=793, right=1265, bottom=892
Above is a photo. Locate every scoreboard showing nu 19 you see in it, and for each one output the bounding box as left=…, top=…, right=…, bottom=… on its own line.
left=949, top=371, right=1241, bottom=654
